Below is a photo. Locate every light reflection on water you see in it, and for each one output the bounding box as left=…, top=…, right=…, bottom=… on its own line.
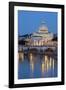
left=18, top=52, right=57, bottom=79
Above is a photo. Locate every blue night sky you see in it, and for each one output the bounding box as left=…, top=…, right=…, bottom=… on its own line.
left=18, top=10, right=58, bottom=36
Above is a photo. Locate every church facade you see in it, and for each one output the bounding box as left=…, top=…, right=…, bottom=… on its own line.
left=25, top=22, right=54, bottom=46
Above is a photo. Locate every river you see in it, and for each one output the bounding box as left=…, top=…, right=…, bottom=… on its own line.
left=18, top=51, right=57, bottom=79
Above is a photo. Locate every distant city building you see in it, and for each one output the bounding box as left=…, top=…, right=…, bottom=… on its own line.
left=26, top=22, right=54, bottom=46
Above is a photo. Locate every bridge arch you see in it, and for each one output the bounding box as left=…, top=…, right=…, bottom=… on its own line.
left=44, top=48, right=54, bottom=55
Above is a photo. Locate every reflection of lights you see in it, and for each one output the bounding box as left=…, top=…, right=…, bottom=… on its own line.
left=21, top=53, right=24, bottom=60
left=29, top=53, right=34, bottom=73
left=52, top=59, right=54, bottom=69
left=45, top=55, right=48, bottom=63
left=49, top=57, right=55, bottom=70
left=42, top=61, right=44, bottom=74
left=30, top=61, right=34, bottom=73
left=49, top=57, right=52, bottom=68
left=18, top=52, right=24, bottom=61
left=44, top=55, right=54, bottom=71
left=46, top=61, right=49, bottom=71
left=44, top=55, right=49, bottom=72
left=30, top=53, right=33, bottom=61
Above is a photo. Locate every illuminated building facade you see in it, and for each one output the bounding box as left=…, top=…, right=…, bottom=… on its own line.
left=26, top=22, right=53, bottom=46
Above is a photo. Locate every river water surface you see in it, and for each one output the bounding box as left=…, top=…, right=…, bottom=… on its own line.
left=18, top=51, right=57, bottom=79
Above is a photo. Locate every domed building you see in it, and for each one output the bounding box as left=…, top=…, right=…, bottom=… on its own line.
left=26, top=22, right=53, bottom=46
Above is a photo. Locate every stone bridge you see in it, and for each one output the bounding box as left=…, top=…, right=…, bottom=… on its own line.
left=19, top=45, right=57, bottom=52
